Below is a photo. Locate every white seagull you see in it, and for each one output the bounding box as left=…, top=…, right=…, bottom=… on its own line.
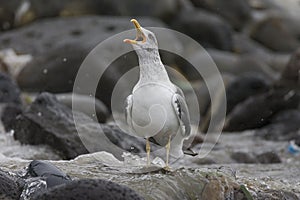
left=124, top=19, right=191, bottom=168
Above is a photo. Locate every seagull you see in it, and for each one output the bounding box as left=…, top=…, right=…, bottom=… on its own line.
left=124, top=19, right=191, bottom=168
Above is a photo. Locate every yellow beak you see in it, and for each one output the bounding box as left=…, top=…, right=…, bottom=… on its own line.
left=123, top=19, right=146, bottom=44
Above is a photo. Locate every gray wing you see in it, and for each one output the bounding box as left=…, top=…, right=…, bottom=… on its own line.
left=172, top=87, right=191, bottom=137
left=125, top=94, right=133, bottom=129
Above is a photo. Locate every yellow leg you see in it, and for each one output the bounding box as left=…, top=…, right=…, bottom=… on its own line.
left=165, top=135, right=171, bottom=169
left=146, top=138, right=151, bottom=166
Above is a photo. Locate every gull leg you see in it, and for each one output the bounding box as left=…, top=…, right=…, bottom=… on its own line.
left=165, top=135, right=171, bottom=170
left=146, top=138, right=151, bottom=166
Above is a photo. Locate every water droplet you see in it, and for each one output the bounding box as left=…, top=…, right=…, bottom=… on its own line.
left=63, top=58, right=67, bottom=62
left=43, top=69, right=48, bottom=74
left=37, top=112, right=42, bottom=117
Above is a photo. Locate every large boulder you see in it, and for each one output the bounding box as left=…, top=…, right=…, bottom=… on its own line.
left=11, top=92, right=158, bottom=159
left=250, top=16, right=300, bottom=52
left=224, top=48, right=300, bottom=131
left=226, top=73, right=271, bottom=114
left=224, top=89, right=299, bottom=131
left=190, top=0, right=252, bottom=30
left=171, top=8, right=233, bottom=51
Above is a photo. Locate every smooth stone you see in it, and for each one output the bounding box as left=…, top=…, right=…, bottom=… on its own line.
left=190, top=0, right=252, bottom=30
left=27, top=160, right=72, bottom=188
left=226, top=73, right=271, bottom=114
left=0, top=72, right=21, bottom=104
left=250, top=16, right=300, bottom=52
left=171, top=8, right=233, bottom=51
left=33, top=178, right=145, bottom=200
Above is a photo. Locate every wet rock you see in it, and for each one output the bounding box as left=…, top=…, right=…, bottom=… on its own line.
left=171, top=8, right=233, bottom=51
left=0, top=72, right=21, bottom=104
left=0, top=169, right=23, bottom=200
left=27, top=160, right=72, bottom=188
left=33, top=179, right=144, bottom=200
left=226, top=73, right=271, bottom=114
left=250, top=16, right=300, bottom=52
left=190, top=0, right=252, bottom=30
left=224, top=89, right=300, bottom=131
left=11, top=92, right=157, bottom=159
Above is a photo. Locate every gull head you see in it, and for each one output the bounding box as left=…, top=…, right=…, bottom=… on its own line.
left=124, top=19, right=158, bottom=53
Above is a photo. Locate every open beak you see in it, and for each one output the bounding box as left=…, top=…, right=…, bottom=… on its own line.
left=123, top=19, right=146, bottom=44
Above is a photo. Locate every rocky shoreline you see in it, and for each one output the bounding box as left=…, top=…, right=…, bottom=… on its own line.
left=0, top=0, right=300, bottom=199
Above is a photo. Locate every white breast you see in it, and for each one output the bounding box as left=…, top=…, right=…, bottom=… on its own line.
left=130, top=83, right=179, bottom=144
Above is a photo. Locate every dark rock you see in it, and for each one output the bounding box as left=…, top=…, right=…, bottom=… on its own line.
left=171, top=8, right=233, bottom=51
left=224, top=89, right=300, bottom=131
left=113, top=0, right=181, bottom=22
left=18, top=0, right=181, bottom=26
left=0, top=169, right=23, bottom=200
left=11, top=92, right=157, bottom=159
left=231, top=151, right=281, bottom=164
left=27, top=160, right=72, bottom=188
left=0, top=72, right=21, bottom=104
left=1, top=103, right=23, bottom=132
left=276, top=48, right=300, bottom=89
left=190, top=0, right=252, bottom=30
left=226, top=73, right=271, bottom=114
left=250, top=16, right=300, bottom=52
left=256, top=151, right=281, bottom=164
left=103, top=124, right=160, bottom=154
left=0, top=0, right=20, bottom=31
left=231, top=152, right=256, bottom=164
left=33, top=179, right=144, bottom=200
left=255, top=109, right=300, bottom=141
